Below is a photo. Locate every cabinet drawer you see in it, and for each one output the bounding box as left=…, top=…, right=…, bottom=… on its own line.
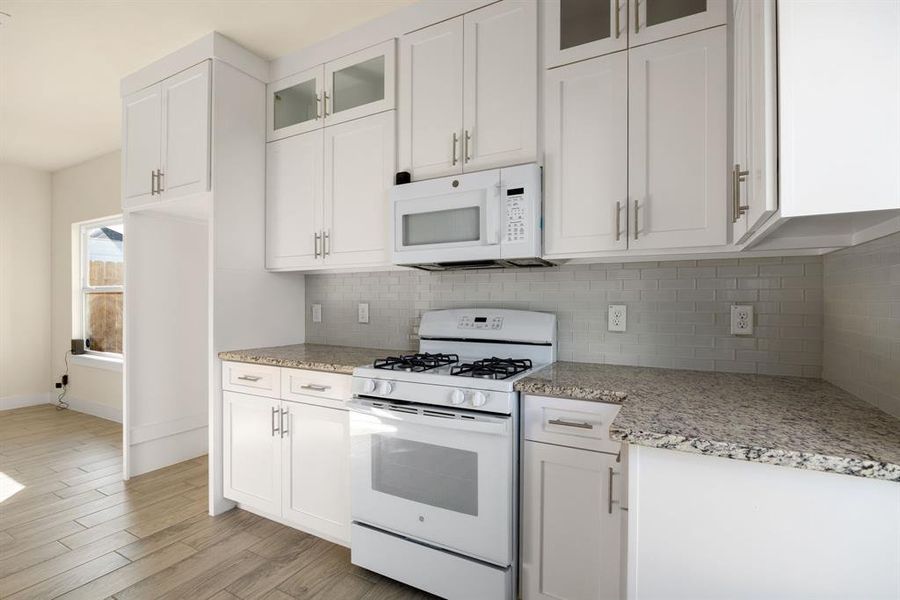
left=222, top=362, right=281, bottom=397
left=281, top=369, right=351, bottom=403
left=523, top=395, right=621, bottom=454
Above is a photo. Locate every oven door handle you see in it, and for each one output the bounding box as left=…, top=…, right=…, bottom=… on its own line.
left=348, top=400, right=510, bottom=436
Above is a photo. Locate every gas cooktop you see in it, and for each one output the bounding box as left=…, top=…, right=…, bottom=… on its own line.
left=372, top=353, right=533, bottom=380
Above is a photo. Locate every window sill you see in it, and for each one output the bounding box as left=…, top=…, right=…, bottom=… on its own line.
left=70, top=354, right=123, bottom=372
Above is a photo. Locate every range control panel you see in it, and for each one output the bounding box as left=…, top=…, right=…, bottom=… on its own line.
left=505, top=187, right=527, bottom=243
left=457, top=315, right=504, bottom=330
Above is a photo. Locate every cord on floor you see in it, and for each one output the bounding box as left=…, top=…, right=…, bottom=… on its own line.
left=57, top=351, right=70, bottom=410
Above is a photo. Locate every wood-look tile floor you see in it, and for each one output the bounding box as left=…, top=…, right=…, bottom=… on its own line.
left=0, top=405, right=437, bottom=600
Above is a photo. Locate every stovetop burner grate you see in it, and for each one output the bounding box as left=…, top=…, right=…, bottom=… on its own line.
left=450, top=357, right=533, bottom=380
left=373, top=353, right=459, bottom=372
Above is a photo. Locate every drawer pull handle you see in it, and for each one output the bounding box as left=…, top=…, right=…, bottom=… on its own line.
left=548, top=418, right=594, bottom=430
left=300, top=384, right=330, bottom=392
left=271, top=406, right=279, bottom=437
left=237, top=375, right=262, bottom=382
left=608, top=467, right=617, bottom=514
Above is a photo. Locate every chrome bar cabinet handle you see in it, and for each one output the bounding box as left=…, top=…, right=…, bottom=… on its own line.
left=151, top=170, right=158, bottom=195
left=281, top=408, right=289, bottom=438
left=271, top=406, right=279, bottom=436
left=237, top=375, right=261, bottom=382
left=615, top=201, right=621, bottom=241
left=633, top=200, right=639, bottom=240
left=548, top=418, right=594, bottom=430
left=323, top=91, right=329, bottom=117
left=323, top=230, right=330, bottom=256
left=464, top=130, right=471, bottom=163
left=608, top=467, right=616, bottom=514
left=156, top=169, right=164, bottom=193
left=315, top=93, right=322, bottom=120
left=615, top=0, right=621, bottom=38
left=300, top=383, right=330, bottom=392
left=314, top=232, right=321, bottom=258
left=732, top=163, right=750, bottom=223
left=452, top=132, right=459, bottom=166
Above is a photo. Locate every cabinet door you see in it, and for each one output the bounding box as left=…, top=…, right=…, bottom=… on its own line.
left=544, top=0, right=627, bottom=68
left=266, top=131, right=324, bottom=270
left=779, top=0, right=900, bottom=217
left=223, top=391, right=281, bottom=516
left=324, top=40, right=395, bottom=128
left=122, top=84, right=161, bottom=209
left=398, top=17, right=464, bottom=180
left=463, top=0, right=538, bottom=171
left=629, top=0, right=726, bottom=47
left=268, top=66, right=324, bottom=142
left=544, top=53, right=628, bottom=257
left=628, top=27, right=727, bottom=250
left=282, top=400, right=351, bottom=544
left=522, top=442, right=623, bottom=600
left=732, top=0, right=777, bottom=243
left=323, top=111, right=395, bottom=267
left=159, top=61, right=210, bottom=200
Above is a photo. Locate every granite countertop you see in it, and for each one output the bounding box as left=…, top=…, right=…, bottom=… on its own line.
left=218, top=343, right=407, bottom=375
left=516, top=362, right=900, bottom=482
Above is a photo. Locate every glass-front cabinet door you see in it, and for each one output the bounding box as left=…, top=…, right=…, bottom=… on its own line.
left=630, top=0, right=727, bottom=46
left=324, top=40, right=395, bottom=127
left=267, top=66, right=324, bottom=141
left=544, top=0, right=627, bottom=68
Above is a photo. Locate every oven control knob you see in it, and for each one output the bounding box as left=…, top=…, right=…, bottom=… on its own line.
left=361, top=379, right=376, bottom=394
left=471, top=391, right=487, bottom=407
left=377, top=381, right=394, bottom=395
left=450, top=389, right=466, bottom=405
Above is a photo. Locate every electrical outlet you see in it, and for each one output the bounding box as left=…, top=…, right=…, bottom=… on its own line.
left=608, top=304, right=627, bottom=332
left=358, top=303, right=370, bottom=324
left=311, top=304, right=322, bottom=323
left=730, top=305, right=754, bottom=335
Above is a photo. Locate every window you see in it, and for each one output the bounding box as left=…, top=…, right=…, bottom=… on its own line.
left=78, top=218, right=124, bottom=356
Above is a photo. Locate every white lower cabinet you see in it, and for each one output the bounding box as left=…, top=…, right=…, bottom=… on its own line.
left=222, top=364, right=351, bottom=546
left=223, top=391, right=282, bottom=516
left=522, top=396, right=626, bottom=600
left=282, top=400, right=351, bottom=542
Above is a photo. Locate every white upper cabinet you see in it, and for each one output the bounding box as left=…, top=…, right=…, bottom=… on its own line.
left=160, top=62, right=211, bottom=200
left=267, top=41, right=395, bottom=142
left=544, top=52, right=628, bottom=256
left=122, top=85, right=162, bottom=209
left=543, top=0, right=628, bottom=68
left=398, top=18, right=465, bottom=179
left=266, top=131, right=324, bottom=270
left=282, top=400, right=351, bottom=543
left=268, top=66, right=324, bottom=142
left=628, top=27, right=727, bottom=250
left=399, top=0, right=537, bottom=180
left=323, top=111, right=395, bottom=266
left=629, top=0, right=726, bottom=47
left=732, top=0, right=777, bottom=243
left=324, top=40, right=396, bottom=127
left=462, top=0, right=538, bottom=171
left=122, top=61, right=210, bottom=210
left=778, top=0, right=900, bottom=218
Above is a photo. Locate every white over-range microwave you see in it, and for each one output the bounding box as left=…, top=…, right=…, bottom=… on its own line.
left=390, top=163, right=552, bottom=270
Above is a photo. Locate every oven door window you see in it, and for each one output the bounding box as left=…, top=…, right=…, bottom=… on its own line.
left=371, top=435, right=478, bottom=516
left=402, top=206, right=481, bottom=247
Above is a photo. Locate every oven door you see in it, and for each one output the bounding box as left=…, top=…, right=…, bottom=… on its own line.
left=348, top=398, right=514, bottom=567
left=391, top=169, right=502, bottom=265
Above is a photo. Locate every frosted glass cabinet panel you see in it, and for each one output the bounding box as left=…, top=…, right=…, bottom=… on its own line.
left=544, top=0, right=626, bottom=68
left=324, top=40, right=396, bottom=127
left=268, top=66, right=323, bottom=142
left=629, top=0, right=726, bottom=46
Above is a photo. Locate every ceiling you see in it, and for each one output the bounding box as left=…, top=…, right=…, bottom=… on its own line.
left=0, top=0, right=414, bottom=172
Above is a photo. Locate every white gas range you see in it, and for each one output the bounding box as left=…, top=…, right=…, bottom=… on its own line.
left=348, top=308, right=556, bottom=600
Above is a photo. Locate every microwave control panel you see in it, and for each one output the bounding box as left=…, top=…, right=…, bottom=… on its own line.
left=505, top=187, right=527, bottom=243
left=457, top=315, right=504, bottom=330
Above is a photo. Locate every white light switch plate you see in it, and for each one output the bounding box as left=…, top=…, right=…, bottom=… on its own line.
left=358, top=303, right=369, bottom=324
left=730, top=305, right=753, bottom=335
left=311, top=304, right=322, bottom=323
left=608, top=305, right=627, bottom=332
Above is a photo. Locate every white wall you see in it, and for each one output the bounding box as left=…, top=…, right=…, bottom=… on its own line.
left=51, top=151, right=123, bottom=421
left=0, top=163, right=52, bottom=408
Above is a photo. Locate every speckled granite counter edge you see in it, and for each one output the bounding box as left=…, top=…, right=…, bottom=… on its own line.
left=217, top=352, right=357, bottom=375
left=610, top=427, right=900, bottom=482
left=515, top=380, right=628, bottom=403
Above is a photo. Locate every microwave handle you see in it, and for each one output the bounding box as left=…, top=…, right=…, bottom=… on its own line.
left=486, top=184, right=501, bottom=245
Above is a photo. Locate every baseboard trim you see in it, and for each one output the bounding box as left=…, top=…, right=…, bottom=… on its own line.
left=128, top=425, right=208, bottom=477
left=0, top=392, right=52, bottom=411
left=63, top=396, right=123, bottom=423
